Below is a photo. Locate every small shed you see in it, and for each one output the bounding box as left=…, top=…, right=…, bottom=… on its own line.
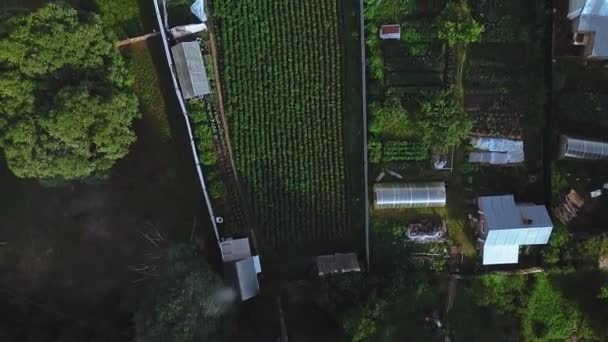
left=220, top=237, right=261, bottom=301
left=171, top=41, right=211, bottom=99
left=316, top=253, right=361, bottom=276
left=373, top=182, right=446, bottom=209
left=223, top=257, right=259, bottom=301
left=568, top=0, right=608, bottom=59
left=478, top=195, right=553, bottom=265
left=559, top=134, right=608, bottom=160
left=380, top=24, right=401, bottom=39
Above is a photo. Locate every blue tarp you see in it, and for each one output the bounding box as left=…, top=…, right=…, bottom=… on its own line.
left=190, top=0, right=207, bottom=22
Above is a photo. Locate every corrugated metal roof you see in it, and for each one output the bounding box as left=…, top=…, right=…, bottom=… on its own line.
left=171, top=41, right=211, bottom=99
left=478, top=196, right=552, bottom=231
left=483, top=245, right=520, bottom=265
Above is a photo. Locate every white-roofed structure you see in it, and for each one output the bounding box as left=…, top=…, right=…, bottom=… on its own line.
left=190, top=0, right=207, bottom=23
left=559, top=134, right=608, bottom=160
left=220, top=238, right=252, bottom=262
left=220, top=237, right=261, bottom=301
left=568, top=0, right=608, bottom=59
left=171, top=41, right=211, bottom=99
left=468, top=137, right=524, bottom=165
left=373, top=182, right=446, bottom=209
left=478, top=195, right=553, bottom=265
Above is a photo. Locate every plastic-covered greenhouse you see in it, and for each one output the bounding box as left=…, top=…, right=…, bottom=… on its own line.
left=559, top=135, right=608, bottom=160
left=373, top=182, right=446, bottom=209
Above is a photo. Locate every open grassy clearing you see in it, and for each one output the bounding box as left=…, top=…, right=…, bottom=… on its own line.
left=212, top=0, right=364, bottom=263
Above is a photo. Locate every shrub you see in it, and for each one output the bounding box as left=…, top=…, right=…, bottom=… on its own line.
left=436, top=2, right=484, bottom=46
left=417, top=91, right=472, bottom=148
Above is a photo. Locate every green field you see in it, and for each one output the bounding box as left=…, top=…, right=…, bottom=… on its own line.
left=212, top=0, right=363, bottom=256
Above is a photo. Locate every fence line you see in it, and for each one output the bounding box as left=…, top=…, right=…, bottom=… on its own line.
left=359, top=0, right=370, bottom=269
left=152, top=0, right=221, bottom=245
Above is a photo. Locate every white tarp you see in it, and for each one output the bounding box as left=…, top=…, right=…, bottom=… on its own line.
left=190, top=0, right=207, bottom=22
left=469, top=137, right=524, bottom=164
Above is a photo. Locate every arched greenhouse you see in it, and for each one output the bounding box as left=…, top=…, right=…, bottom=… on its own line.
left=559, top=135, right=608, bottom=160
left=373, top=182, right=446, bottom=209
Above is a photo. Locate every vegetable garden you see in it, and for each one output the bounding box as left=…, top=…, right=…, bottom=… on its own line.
left=211, top=0, right=355, bottom=250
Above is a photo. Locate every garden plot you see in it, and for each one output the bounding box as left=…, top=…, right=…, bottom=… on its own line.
left=211, top=0, right=362, bottom=257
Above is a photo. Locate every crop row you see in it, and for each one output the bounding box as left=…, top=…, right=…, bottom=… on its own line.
left=213, top=0, right=349, bottom=248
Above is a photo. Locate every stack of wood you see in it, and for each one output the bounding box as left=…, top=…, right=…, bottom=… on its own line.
left=554, top=190, right=585, bottom=223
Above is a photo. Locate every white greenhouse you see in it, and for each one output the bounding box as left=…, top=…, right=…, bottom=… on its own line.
left=373, top=182, right=446, bottom=209
left=559, top=134, right=608, bottom=160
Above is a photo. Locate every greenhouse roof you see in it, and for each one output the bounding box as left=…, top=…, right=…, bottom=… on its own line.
left=171, top=41, right=211, bottom=99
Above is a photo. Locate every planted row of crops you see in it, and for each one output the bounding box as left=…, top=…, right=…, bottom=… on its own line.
left=369, top=140, right=429, bottom=164
left=212, top=0, right=349, bottom=248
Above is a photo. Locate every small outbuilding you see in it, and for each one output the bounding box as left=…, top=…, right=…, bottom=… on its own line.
left=380, top=24, right=401, bottom=39
left=468, top=137, right=524, bottom=165
left=316, top=253, right=361, bottom=276
left=171, top=41, right=211, bottom=99
left=568, top=0, right=608, bottom=59
left=478, top=195, right=553, bottom=265
left=373, top=182, right=446, bottom=209
left=220, top=238, right=261, bottom=301
left=559, top=134, right=608, bottom=160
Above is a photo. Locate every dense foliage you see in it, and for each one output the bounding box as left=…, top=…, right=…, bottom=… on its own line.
left=135, top=243, right=234, bottom=342
left=417, top=91, right=473, bottom=148
left=189, top=100, right=225, bottom=200
left=369, top=96, right=415, bottom=139
left=436, top=2, right=484, bottom=47
left=523, top=275, right=593, bottom=341
left=0, top=3, right=140, bottom=181
left=213, top=0, right=350, bottom=247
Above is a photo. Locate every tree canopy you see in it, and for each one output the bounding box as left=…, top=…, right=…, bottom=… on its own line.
left=0, top=3, right=140, bottom=181
left=135, top=243, right=234, bottom=342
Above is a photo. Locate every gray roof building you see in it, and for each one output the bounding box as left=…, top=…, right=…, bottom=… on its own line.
left=568, top=0, right=608, bottom=59
left=171, top=41, right=211, bottom=99
left=223, top=257, right=259, bottom=301
left=479, top=195, right=553, bottom=265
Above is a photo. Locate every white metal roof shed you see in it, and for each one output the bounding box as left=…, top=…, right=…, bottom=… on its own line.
left=569, top=0, right=608, bottom=58
left=373, top=182, right=446, bottom=209
left=479, top=195, right=553, bottom=265
left=223, top=257, right=259, bottom=301
left=220, top=238, right=252, bottom=262
left=171, top=41, right=211, bottom=99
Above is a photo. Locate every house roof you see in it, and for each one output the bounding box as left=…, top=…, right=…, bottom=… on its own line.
left=478, top=195, right=552, bottom=231
left=483, top=245, right=520, bottom=265
left=479, top=195, right=553, bottom=265
left=571, top=0, right=608, bottom=58
left=224, top=257, right=259, bottom=301
left=171, top=41, right=211, bottom=99
left=220, top=238, right=252, bottom=262
left=380, top=24, right=401, bottom=39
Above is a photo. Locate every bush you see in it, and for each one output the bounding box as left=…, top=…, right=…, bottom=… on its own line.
left=369, top=96, right=417, bottom=139
left=416, top=91, right=472, bottom=148
left=436, top=2, right=484, bottom=46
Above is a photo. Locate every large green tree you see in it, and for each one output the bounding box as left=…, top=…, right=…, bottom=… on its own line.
left=135, top=243, right=234, bottom=342
left=0, top=3, right=140, bottom=181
